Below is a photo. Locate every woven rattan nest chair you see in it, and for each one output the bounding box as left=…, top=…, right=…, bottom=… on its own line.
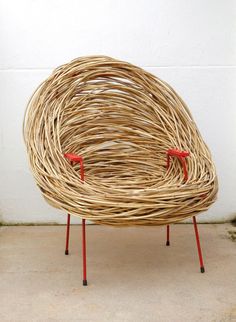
left=23, top=56, right=218, bottom=285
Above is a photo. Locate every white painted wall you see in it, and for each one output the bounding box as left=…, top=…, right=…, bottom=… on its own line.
left=0, top=0, right=235, bottom=224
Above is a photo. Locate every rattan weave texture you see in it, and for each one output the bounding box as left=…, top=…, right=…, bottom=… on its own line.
left=23, top=56, right=218, bottom=226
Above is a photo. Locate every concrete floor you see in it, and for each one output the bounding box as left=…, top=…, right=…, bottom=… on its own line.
left=0, top=224, right=236, bottom=322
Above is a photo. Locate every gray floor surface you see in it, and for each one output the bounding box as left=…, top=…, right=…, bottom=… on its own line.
left=0, top=224, right=236, bottom=322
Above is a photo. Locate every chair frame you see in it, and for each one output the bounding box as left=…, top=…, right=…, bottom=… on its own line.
left=64, top=150, right=205, bottom=286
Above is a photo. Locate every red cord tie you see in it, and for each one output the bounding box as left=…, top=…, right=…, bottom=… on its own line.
left=166, top=149, right=190, bottom=181
left=64, top=153, right=84, bottom=182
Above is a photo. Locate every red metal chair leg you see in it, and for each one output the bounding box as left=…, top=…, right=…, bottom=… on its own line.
left=82, top=219, right=87, bottom=286
left=65, top=214, right=71, bottom=255
left=193, top=216, right=205, bottom=273
left=166, top=225, right=170, bottom=246
left=64, top=154, right=88, bottom=284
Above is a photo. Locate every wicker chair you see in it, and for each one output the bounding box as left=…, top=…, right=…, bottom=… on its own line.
left=23, top=56, right=218, bottom=285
